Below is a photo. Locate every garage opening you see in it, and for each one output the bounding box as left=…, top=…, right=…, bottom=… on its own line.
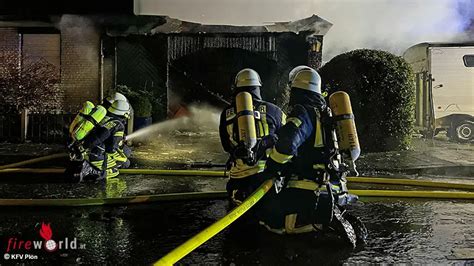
left=168, top=48, right=278, bottom=116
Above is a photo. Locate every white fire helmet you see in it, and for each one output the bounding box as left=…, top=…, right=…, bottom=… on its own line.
left=104, top=92, right=129, bottom=107
left=289, top=67, right=321, bottom=94
left=234, top=68, right=262, bottom=88
left=288, top=65, right=312, bottom=82
left=108, top=100, right=131, bottom=119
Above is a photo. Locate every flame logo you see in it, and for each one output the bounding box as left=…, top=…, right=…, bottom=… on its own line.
left=39, top=222, right=53, bottom=240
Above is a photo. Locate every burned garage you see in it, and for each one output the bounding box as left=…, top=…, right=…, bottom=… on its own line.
left=111, top=15, right=330, bottom=118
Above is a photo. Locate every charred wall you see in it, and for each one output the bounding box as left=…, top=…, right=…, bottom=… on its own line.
left=115, top=32, right=323, bottom=120
left=166, top=33, right=319, bottom=116
left=60, top=27, right=100, bottom=112
left=116, top=35, right=168, bottom=120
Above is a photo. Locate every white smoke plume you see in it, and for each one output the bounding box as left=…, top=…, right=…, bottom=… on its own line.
left=135, top=0, right=474, bottom=60
left=313, top=0, right=472, bottom=60
left=55, top=15, right=99, bottom=63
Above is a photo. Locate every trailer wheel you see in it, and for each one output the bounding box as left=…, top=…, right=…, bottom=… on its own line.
left=453, top=120, right=474, bottom=142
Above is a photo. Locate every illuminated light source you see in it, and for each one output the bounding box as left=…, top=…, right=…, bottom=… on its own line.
left=311, top=41, right=321, bottom=52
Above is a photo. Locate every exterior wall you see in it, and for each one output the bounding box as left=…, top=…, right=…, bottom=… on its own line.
left=101, top=36, right=116, bottom=98
left=0, top=27, right=20, bottom=71
left=0, top=28, right=19, bottom=53
left=103, top=57, right=115, bottom=98
left=60, top=28, right=100, bottom=112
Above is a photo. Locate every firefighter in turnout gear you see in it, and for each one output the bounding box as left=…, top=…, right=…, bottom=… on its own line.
left=67, top=92, right=131, bottom=164
left=81, top=100, right=131, bottom=181
left=67, top=99, right=131, bottom=182
left=258, top=66, right=366, bottom=247
left=219, top=68, right=286, bottom=204
left=103, top=92, right=132, bottom=169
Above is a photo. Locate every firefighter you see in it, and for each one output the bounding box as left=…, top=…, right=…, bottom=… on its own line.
left=219, top=68, right=286, bottom=204
left=76, top=99, right=131, bottom=182
left=103, top=92, right=132, bottom=169
left=66, top=92, right=132, bottom=177
left=258, top=66, right=365, bottom=246
left=67, top=92, right=129, bottom=159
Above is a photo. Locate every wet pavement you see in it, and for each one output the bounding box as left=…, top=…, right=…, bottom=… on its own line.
left=358, top=134, right=474, bottom=178
left=0, top=131, right=474, bottom=264
left=1, top=197, right=473, bottom=264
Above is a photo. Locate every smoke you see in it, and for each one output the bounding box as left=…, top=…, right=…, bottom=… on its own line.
left=135, top=0, right=474, bottom=60
left=55, top=15, right=99, bottom=63
left=457, top=0, right=474, bottom=36
left=312, top=0, right=473, bottom=60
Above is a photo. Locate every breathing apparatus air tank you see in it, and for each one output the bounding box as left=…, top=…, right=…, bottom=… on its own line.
left=69, top=101, right=95, bottom=135
left=235, top=91, right=258, bottom=162
left=329, top=91, right=360, bottom=174
left=72, top=105, right=108, bottom=141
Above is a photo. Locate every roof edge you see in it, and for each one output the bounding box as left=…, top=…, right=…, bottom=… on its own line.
left=146, top=14, right=332, bottom=36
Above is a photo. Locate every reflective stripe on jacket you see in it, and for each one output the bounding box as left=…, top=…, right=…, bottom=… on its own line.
left=266, top=104, right=329, bottom=180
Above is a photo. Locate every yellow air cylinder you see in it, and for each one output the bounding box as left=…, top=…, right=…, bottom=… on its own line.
left=329, top=91, right=360, bottom=162
left=235, top=91, right=257, bottom=149
left=69, top=101, right=95, bottom=135
left=73, top=105, right=107, bottom=141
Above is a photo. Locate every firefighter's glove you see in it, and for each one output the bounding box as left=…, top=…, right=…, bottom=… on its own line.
left=253, top=135, right=278, bottom=160
left=260, top=134, right=278, bottom=149
left=260, top=169, right=285, bottom=194
left=233, top=144, right=255, bottom=165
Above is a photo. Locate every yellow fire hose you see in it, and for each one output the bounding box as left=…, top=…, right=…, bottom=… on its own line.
left=3, top=154, right=472, bottom=264
left=0, top=191, right=229, bottom=207
left=154, top=179, right=274, bottom=265
left=153, top=187, right=474, bottom=265
left=1, top=168, right=474, bottom=192
left=121, top=169, right=227, bottom=177
left=0, top=168, right=66, bottom=174
left=0, top=186, right=473, bottom=266
left=0, top=189, right=472, bottom=208
left=0, top=153, right=68, bottom=170
left=346, top=177, right=474, bottom=191
left=351, top=189, right=474, bottom=199
left=0, top=188, right=470, bottom=265
left=0, top=168, right=228, bottom=177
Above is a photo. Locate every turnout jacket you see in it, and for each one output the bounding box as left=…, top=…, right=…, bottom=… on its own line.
left=266, top=91, right=335, bottom=181
left=83, top=115, right=126, bottom=154
left=219, top=90, right=285, bottom=179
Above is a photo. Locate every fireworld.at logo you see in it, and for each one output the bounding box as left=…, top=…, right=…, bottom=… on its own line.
left=4, top=222, right=86, bottom=255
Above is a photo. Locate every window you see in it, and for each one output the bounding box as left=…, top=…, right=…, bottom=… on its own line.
left=19, top=28, right=61, bottom=78
left=463, top=55, right=474, bottom=67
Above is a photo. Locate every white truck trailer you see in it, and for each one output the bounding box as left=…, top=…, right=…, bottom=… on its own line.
left=403, top=43, right=474, bottom=142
